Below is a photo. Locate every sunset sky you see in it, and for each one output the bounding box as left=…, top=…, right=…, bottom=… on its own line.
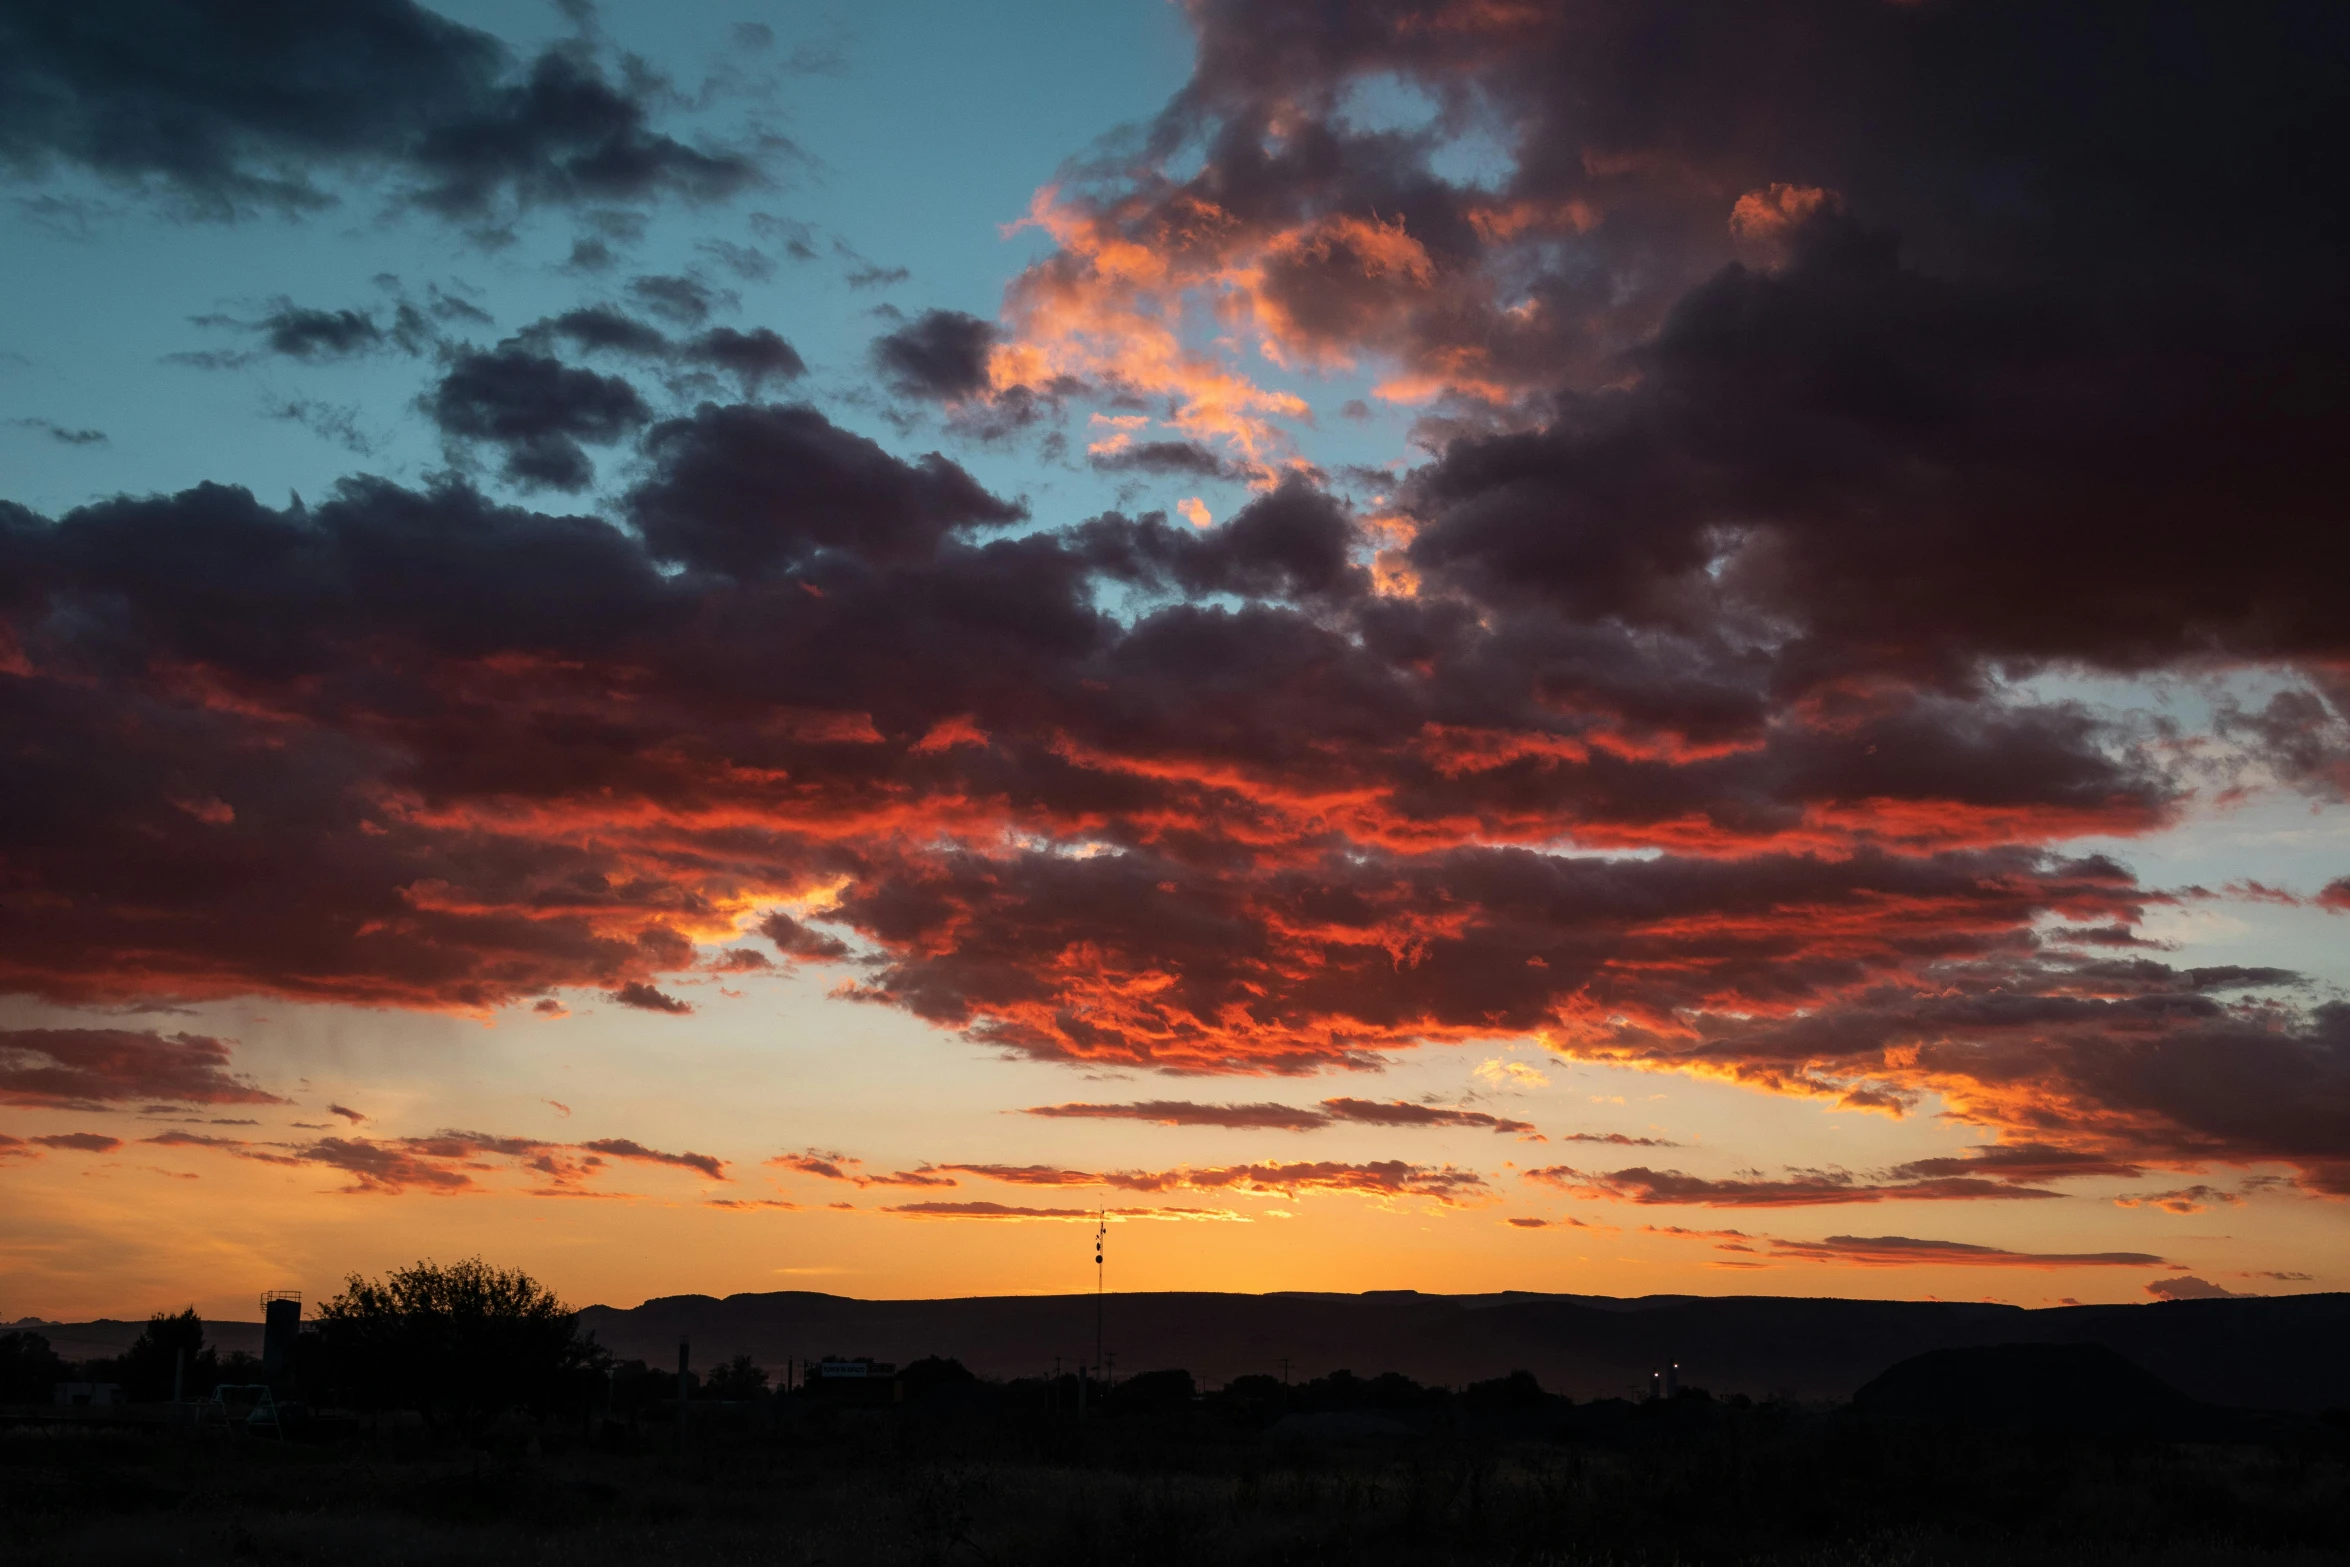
left=3, top=0, right=2345, bottom=1325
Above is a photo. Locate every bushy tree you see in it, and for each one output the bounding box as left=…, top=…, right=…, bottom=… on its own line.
left=314, top=1257, right=602, bottom=1425
left=1462, top=1369, right=1548, bottom=1413
left=119, top=1307, right=218, bottom=1400
left=609, top=1357, right=690, bottom=1416
left=899, top=1355, right=975, bottom=1398
left=0, top=1330, right=67, bottom=1402
left=1107, top=1366, right=1194, bottom=1416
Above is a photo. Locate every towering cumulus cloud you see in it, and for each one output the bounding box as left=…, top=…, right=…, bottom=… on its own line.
left=1, top=1, right=2346, bottom=1210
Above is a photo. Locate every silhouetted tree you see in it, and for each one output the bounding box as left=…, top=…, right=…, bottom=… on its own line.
left=703, top=1353, right=767, bottom=1400
left=1462, top=1369, right=1547, bottom=1413
left=898, top=1355, right=976, bottom=1399
left=0, top=1330, right=67, bottom=1402
left=609, top=1357, right=690, bottom=1416
left=119, top=1307, right=217, bottom=1400
left=314, top=1257, right=602, bottom=1426
left=1107, top=1367, right=1195, bottom=1415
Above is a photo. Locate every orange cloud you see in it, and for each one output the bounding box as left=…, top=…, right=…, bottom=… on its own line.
left=1767, top=1235, right=2168, bottom=1270
left=768, top=1149, right=957, bottom=1189
left=1526, top=1165, right=2062, bottom=1207
left=138, top=1125, right=724, bottom=1195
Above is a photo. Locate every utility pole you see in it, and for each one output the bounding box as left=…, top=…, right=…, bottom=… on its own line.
left=1278, top=1356, right=1291, bottom=1386
left=1093, top=1207, right=1107, bottom=1382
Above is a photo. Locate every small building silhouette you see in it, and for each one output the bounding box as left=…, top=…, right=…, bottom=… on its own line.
left=55, top=1382, right=123, bottom=1407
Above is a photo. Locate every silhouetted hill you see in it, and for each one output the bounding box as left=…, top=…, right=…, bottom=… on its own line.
left=1854, top=1342, right=2241, bottom=1438
left=567, top=1289, right=2350, bottom=1411
left=11, top=1318, right=263, bottom=1361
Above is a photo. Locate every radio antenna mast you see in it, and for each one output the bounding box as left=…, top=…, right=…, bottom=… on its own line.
left=1094, top=1206, right=1107, bottom=1382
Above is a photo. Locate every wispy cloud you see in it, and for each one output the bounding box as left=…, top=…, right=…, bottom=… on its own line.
left=1022, top=1097, right=1535, bottom=1135
left=139, top=1125, right=726, bottom=1195
left=1528, top=1165, right=2062, bottom=1207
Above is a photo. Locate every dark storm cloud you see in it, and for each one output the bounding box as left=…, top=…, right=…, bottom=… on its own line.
left=1400, top=214, right=2350, bottom=686
left=756, top=911, right=850, bottom=962
left=1, top=0, right=2345, bottom=1203
left=825, top=843, right=2158, bottom=1074
left=0, top=453, right=2298, bottom=1194
left=682, top=326, right=806, bottom=391
left=2218, top=681, right=2350, bottom=804
left=1158, top=0, right=2346, bottom=381
left=628, top=402, right=1024, bottom=576
left=870, top=310, right=996, bottom=400
left=1074, top=479, right=1367, bottom=604
left=175, top=298, right=404, bottom=373
left=523, top=306, right=673, bottom=358
left=998, top=0, right=2349, bottom=690
left=0, top=0, right=765, bottom=220
left=515, top=311, right=803, bottom=390
left=428, top=345, right=649, bottom=490
left=0, top=1028, right=284, bottom=1108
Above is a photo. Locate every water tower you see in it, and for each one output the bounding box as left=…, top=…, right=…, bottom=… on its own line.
left=259, top=1290, right=301, bottom=1382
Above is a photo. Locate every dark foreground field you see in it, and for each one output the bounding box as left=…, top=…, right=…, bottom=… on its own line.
left=6, top=1395, right=2348, bottom=1567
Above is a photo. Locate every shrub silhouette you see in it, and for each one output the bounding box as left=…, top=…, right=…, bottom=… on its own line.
left=0, top=1329, right=68, bottom=1402
left=1106, top=1366, right=1193, bottom=1415
left=314, top=1257, right=601, bottom=1426
left=1461, top=1369, right=1547, bottom=1413
left=703, top=1353, right=768, bottom=1400
left=118, top=1307, right=218, bottom=1400
left=899, top=1355, right=977, bottom=1399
